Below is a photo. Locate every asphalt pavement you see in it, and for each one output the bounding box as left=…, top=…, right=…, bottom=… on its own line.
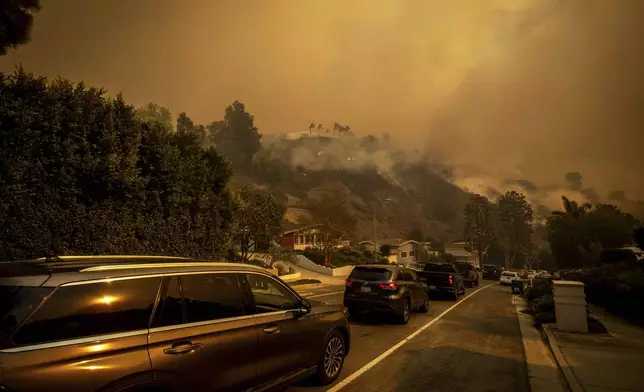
left=290, top=281, right=529, bottom=392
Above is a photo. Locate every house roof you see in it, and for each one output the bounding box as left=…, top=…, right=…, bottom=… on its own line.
left=282, top=224, right=322, bottom=235
left=359, top=239, right=431, bottom=247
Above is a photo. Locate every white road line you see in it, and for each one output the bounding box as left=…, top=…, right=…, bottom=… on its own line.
left=326, top=283, right=498, bottom=392
left=306, top=291, right=345, bottom=299
left=297, top=292, right=314, bottom=297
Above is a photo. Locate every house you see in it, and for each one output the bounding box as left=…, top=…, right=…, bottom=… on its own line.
left=359, top=239, right=435, bottom=265
left=280, top=224, right=349, bottom=251
left=444, top=242, right=480, bottom=267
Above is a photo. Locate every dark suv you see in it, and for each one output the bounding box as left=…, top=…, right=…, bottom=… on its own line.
left=343, top=265, right=430, bottom=324
left=0, top=256, right=351, bottom=392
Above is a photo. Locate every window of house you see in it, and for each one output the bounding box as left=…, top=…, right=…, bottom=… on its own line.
left=409, top=250, right=415, bottom=257
left=401, top=251, right=407, bottom=258
left=13, top=277, right=162, bottom=346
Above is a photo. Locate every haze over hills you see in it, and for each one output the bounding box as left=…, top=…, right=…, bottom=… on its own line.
left=1, top=0, right=642, bottom=243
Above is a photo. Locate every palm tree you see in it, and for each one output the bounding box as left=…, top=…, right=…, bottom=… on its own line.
left=309, top=122, right=315, bottom=136
left=317, top=123, right=324, bottom=136
left=551, top=196, right=592, bottom=220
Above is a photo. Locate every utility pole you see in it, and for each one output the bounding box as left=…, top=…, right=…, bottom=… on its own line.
left=372, top=197, right=393, bottom=264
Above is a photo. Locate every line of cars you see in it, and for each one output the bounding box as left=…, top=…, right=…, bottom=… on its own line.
left=342, top=261, right=482, bottom=324
left=0, top=256, right=351, bottom=392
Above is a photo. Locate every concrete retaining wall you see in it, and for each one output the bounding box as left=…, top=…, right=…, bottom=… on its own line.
left=295, top=255, right=334, bottom=275
left=279, top=273, right=302, bottom=282
left=332, top=265, right=355, bottom=277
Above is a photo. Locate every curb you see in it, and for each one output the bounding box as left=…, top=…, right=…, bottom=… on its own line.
left=512, top=295, right=567, bottom=392
left=542, top=324, right=585, bottom=392
left=291, top=283, right=328, bottom=291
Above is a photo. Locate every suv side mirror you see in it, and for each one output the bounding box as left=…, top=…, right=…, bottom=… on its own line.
left=297, top=299, right=312, bottom=316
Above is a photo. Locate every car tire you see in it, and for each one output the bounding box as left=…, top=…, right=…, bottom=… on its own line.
left=315, top=330, right=346, bottom=385
left=397, top=298, right=411, bottom=324
left=419, top=298, right=430, bottom=313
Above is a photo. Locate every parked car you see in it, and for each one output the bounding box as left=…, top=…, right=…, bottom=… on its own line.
left=453, top=262, right=480, bottom=287
left=500, top=271, right=520, bottom=286
left=0, top=256, right=351, bottom=392
left=482, top=264, right=501, bottom=280
left=344, top=265, right=430, bottom=324
left=417, top=262, right=465, bottom=301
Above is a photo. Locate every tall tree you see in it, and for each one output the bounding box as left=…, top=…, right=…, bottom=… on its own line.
left=304, top=191, right=357, bottom=266
left=464, top=194, right=495, bottom=266
left=230, top=186, right=284, bottom=261
left=497, top=191, right=534, bottom=268
left=135, top=102, right=173, bottom=129
left=212, top=101, right=261, bottom=171
left=0, top=0, right=40, bottom=55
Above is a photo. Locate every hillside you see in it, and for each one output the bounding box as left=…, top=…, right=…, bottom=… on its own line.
left=236, top=135, right=472, bottom=243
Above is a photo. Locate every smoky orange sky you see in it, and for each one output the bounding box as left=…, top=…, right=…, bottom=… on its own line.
left=1, top=0, right=642, bottom=203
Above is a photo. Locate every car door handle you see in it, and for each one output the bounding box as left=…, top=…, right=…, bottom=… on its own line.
left=263, top=325, right=281, bottom=334
left=163, top=342, right=203, bottom=355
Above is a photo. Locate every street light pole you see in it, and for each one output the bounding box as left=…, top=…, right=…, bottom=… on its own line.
left=373, top=201, right=378, bottom=264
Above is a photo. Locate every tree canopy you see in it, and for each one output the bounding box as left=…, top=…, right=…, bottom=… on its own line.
left=0, top=69, right=233, bottom=260
left=546, top=196, right=639, bottom=268
left=464, top=193, right=494, bottom=265
left=230, top=185, right=284, bottom=261
left=0, top=0, right=40, bottom=55
left=497, top=191, right=534, bottom=268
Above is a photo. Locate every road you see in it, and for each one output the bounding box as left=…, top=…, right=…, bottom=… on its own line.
left=290, top=281, right=529, bottom=392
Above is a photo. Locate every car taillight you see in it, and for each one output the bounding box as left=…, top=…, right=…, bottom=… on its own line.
left=448, top=274, right=453, bottom=285
left=378, top=282, right=398, bottom=290
left=345, top=279, right=354, bottom=287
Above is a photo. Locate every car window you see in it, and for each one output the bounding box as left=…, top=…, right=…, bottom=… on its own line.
left=401, top=270, right=414, bottom=281
left=153, top=276, right=184, bottom=328
left=350, top=267, right=392, bottom=281
left=424, top=263, right=455, bottom=273
left=181, top=274, right=245, bottom=323
left=0, top=286, right=53, bottom=348
left=13, top=277, right=161, bottom=346
left=246, top=274, right=300, bottom=314
left=502, top=272, right=517, bottom=277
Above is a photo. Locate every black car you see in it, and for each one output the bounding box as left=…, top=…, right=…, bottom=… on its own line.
left=343, top=265, right=430, bottom=324
left=454, top=261, right=480, bottom=288
left=482, top=264, right=501, bottom=280
left=417, top=262, right=465, bottom=301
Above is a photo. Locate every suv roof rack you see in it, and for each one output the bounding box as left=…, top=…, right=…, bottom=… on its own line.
left=79, top=262, right=265, bottom=272
left=36, top=255, right=192, bottom=262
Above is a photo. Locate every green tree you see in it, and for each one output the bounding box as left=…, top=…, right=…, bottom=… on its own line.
left=304, top=191, right=357, bottom=267
left=0, top=0, right=40, bottom=55
left=497, top=191, right=534, bottom=268
left=464, top=194, right=495, bottom=266
left=230, top=186, right=284, bottom=261
left=0, top=68, right=233, bottom=260
left=212, top=101, right=262, bottom=170
left=635, top=225, right=644, bottom=250
left=535, top=248, right=557, bottom=271
left=379, top=244, right=392, bottom=257
left=547, top=197, right=638, bottom=268
left=134, top=102, right=173, bottom=129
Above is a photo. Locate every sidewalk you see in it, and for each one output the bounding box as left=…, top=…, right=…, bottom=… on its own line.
left=543, top=305, right=644, bottom=392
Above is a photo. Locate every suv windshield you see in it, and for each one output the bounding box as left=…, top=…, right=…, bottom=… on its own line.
left=424, top=263, right=455, bottom=273
left=502, top=272, right=517, bottom=277
left=350, top=267, right=391, bottom=281
left=0, top=286, right=52, bottom=346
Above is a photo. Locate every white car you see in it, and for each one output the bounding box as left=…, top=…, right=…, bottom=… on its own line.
left=500, top=271, right=520, bottom=286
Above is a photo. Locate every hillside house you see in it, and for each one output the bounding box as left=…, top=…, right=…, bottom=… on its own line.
left=280, top=224, right=349, bottom=251
left=359, top=239, right=435, bottom=265
left=444, top=242, right=480, bottom=266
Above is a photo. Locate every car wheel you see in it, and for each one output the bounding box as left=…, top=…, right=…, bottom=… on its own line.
left=419, top=298, right=430, bottom=313
left=315, top=330, right=346, bottom=385
left=398, top=298, right=411, bottom=324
